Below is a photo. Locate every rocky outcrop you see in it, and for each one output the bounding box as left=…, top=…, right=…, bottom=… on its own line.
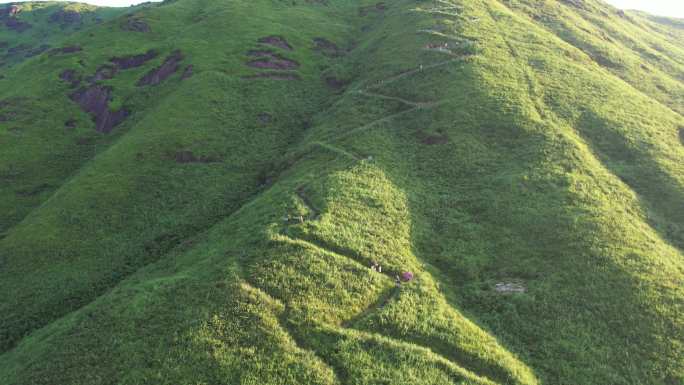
left=258, top=113, right=272, bottom=124
left=69, top=85, right=129, bottom=133
left=137, top=50, right=183, bottom=86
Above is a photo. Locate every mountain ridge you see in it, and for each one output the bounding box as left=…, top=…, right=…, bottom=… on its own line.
left=0, top=0, right=682, bottom=384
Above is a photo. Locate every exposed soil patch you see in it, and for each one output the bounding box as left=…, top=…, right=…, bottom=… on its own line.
left=4, top=18, right=31, bottom=32
left=122, top=15, right=150, bottom=33
left=258, top=35, right=293, bottom=51
left=48, top=10, right=82, bottom=25
left=312, top=37, right=342, bottom=57
left=69, top=85, right=129, bottom=133
left=324, top=76, right=348, bottom=91
left=110, top=49, right=157, bottom=69
left=59, top=69, right=81, bottom=88
left=15, top=183, right=51, bottom=197
left=49, top=45, right=82, bottom=56
left=137, top=50, right=183, bottom=86
left=243, top=72, right=300, bottom=81
left=180, top=64, right=193, bottom=79
left=87, top=64, right=118, bottom=82
left=359, top=2, right=386, bottom=16
left=247, top=56, right=299, bottom=70
left=173, top=150, right=218, bottom=164
left=679, top=127, right=684, bottom=145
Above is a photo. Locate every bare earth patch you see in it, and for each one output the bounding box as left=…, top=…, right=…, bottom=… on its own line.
left=324, top=76, right=348, bottom=91
left=69, top=85, right=129, bottom=133
left=247, top=56, right=299, bottom=70
left=137, top=50, right=183, bottom=86
left=243, top=72, right=300, bottom=81
left=110, top=49, right=158, bottom=69
left=258, top=35, right=293, bottom=51
left=313, top=37, right=342, bottom=57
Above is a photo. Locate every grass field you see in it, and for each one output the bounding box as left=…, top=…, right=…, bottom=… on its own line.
left=0, top=0, right=682, bottom=384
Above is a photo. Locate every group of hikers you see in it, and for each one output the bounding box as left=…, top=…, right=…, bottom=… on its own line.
left=371, top=261, right=414, bottom=286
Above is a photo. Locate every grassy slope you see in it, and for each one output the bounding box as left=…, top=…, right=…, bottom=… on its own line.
left=0, top=0, right=682, bottom=384
left=0, top=1, right=136, bottom=67
left=0, top=1, right=147, bottom=233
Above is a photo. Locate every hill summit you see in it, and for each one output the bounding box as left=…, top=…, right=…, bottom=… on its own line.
left=0, top=0, right=683, bottom=384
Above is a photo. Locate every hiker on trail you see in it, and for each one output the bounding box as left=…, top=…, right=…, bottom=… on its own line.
left=395, top=274, right=401, bottom=287
left=370, top=261, right=382, bottom=273
left=401, top=271, right=414, bottom=282
left=420, top=64, right=423, bottom=71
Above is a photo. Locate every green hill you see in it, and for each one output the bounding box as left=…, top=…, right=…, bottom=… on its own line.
left=0, top=0, right=682, bottom=384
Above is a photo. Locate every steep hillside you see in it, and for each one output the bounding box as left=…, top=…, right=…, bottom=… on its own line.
left=0, top=0, right=682, bottom=384
left=0, top=1, right=143, bottom=68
